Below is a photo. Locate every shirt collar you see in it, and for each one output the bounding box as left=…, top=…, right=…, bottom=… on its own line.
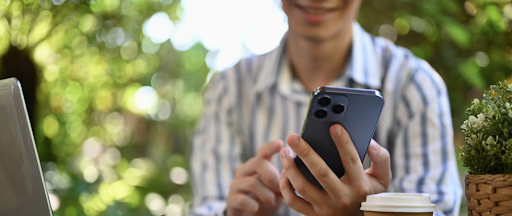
left=253, top=22, right=383, bottom=96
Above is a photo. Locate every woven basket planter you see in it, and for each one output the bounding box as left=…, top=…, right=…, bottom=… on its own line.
left=465, top=174, right=512, bottom=216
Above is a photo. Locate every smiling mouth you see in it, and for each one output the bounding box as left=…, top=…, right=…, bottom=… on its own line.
left=293, top=2, right=343, bottom=15
left=293, top=2, right=341, bottom=23
left=302, top=7, right=331, bottom=15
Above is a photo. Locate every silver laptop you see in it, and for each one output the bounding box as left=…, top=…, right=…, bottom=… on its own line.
left=0, top=78, right=53, bottom=216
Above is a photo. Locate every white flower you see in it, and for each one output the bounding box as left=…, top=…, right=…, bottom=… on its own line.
left=487, top=136, right=496, bottom=145
left=481, top=139, right=488, bottom=148
left=477, top=113, right=485, bottom=123
left=472, top=98, right=480, bottom=106
left=471, top=134, right=478, bottom=140
left=469, top=116, right=478, bottom=124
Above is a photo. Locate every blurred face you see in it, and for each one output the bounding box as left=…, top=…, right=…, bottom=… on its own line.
left=282, top=0, right=362, bottom=41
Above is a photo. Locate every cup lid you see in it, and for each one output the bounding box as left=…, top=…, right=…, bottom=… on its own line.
left=360, top=193, right=437, bottom=213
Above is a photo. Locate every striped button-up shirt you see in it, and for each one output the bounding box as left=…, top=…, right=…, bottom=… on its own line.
left=190, top=22, right=462, bottom=216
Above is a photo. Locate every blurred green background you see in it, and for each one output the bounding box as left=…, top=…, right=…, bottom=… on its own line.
left=0, top=0, right=510, bottom=215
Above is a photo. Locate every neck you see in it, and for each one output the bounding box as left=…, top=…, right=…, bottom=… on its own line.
left=286, top=27, right=353, bottom=93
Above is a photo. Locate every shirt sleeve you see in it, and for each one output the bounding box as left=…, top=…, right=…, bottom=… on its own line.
left=189, top=72, right=244, bottom=216
left=389, top=61, right=463, bottom=216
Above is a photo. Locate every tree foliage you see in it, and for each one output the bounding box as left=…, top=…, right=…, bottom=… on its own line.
left=0, top=0, right=208, bottom=215
left=359, top=0, right=512, bottom=125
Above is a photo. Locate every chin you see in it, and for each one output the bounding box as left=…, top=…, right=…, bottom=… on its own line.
left=288, top=20, right=353, bottom=42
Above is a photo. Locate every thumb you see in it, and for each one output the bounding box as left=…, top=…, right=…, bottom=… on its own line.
left=256, top=140, right=283, bottom=161
left=366, top=140, right=392, bottom=187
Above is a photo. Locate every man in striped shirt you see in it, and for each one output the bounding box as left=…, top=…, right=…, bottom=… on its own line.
left=190, top=0, right=462, bottom=215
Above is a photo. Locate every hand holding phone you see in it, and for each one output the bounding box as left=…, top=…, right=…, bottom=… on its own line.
left=296, top=86, right=385, bottom=188
left=279, top=125, right=391, bottom=216
left=277, top=86, right=391, bottom=216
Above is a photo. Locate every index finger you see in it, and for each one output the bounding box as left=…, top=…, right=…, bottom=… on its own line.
left=235, top=158, right=281, bottom=193
left=256, top=140, right=283, bottom=160
left=329, top=124, right=365, bottom=184
left=285, top=134, right=343, bottom=196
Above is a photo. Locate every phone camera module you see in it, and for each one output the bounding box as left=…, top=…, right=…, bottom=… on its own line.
left=318, top=96, right=331, bottom=107
left=332, top=104, right=345, bottom=114
left=314, top=109, right=328, bottom=119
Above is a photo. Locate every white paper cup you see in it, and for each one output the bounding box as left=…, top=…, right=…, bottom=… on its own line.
left=360, top=193, right=437, bottom=216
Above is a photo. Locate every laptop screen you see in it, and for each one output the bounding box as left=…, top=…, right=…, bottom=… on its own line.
left=0, top=78, right=53, bottom=216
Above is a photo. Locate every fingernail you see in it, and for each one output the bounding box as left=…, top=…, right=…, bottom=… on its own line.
left=281, top=148, right=293, bottom=159
left=288, top=135, right=300, bottom=147
left=332, top=125, right=342, bottom=137
left=287, top=149, right=293, bottom=158
left=281, top=169, right=285, bottom=177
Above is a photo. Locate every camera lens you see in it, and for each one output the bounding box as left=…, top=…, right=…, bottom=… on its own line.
left=332, top=104, right=345, bottom=114
left=318, top=96, right=331, bottom=107
left=314, top=109, right=328, bottom=119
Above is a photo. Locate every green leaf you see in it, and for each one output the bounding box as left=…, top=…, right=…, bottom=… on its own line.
left=444, top=22, right=472, bottom=49
left=458, top=59, right=486, bottom=88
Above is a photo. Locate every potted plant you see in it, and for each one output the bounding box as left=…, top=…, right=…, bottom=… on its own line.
left=459, top=81, right=512, bottom=216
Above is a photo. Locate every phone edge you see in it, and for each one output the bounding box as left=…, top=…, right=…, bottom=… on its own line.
left=301, top=86, right=384, bottom=137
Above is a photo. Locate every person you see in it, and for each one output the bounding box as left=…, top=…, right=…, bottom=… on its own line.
left=190, top=0, right=463, bottom=215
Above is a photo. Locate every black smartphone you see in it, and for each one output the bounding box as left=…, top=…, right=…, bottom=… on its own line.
left=295, top=86, right=385, bottom=189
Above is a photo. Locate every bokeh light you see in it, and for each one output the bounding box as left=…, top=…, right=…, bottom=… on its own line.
left=134, top=86, right=158, bottom=111
left=143, top=12, right=174, bottom=44
left=43, top=115, right=59, bottom=138
left=82, top=137, right=103, bottom=159
left=378, top=24, right=397, bottom=42
left=169, top=167, right=188, bottom=185
left=83, top=166, right=99, bottom=183
left=145, top=193, right=166, bottom=215
left=48, top=192, right=60, bottom=211
left=105, top=147, right=121, bottom=165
